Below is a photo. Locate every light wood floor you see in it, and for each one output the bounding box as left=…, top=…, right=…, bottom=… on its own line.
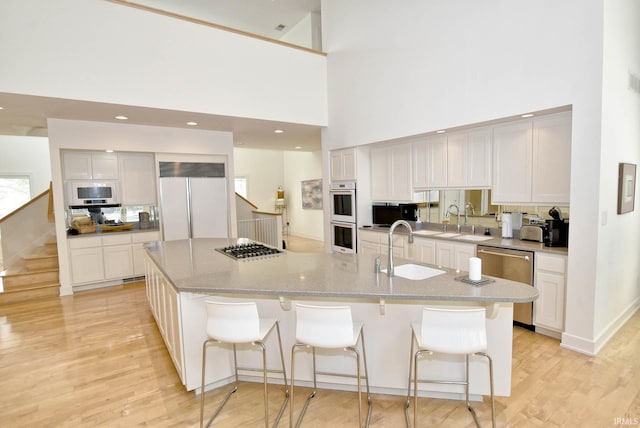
left=1, top=282, right=639, bottom=427
left=284, top=235, right=325, bottom=253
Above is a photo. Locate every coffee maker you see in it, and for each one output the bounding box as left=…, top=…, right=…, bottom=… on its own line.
left=545, top=207, right=569, bottom=247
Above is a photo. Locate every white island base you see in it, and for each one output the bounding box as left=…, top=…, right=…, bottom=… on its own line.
left=147, top=264, right=514, bottom=400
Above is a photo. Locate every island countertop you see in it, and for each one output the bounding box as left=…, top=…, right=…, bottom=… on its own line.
left=145, top=238, right=537, bottom=303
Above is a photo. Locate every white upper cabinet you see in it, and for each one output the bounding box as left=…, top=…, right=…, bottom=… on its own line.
left=413, top=129, right=491, bottom=190
left=63, top=151, right=119, bottom=180
left=531, top=113, right=572, bottom=204
left=371, top=142, right=413, bottom=201
left=330, top=148, right=356, bottom=182
left=492, top=112, right=571, bottom=205
left=119, top=153, right=157, bottom=205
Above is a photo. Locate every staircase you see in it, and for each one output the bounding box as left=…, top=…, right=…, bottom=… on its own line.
left=0, top=238, right=60, bottom=304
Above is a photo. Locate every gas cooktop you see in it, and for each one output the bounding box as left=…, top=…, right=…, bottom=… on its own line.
left=215, top=242, right=284, bottom=260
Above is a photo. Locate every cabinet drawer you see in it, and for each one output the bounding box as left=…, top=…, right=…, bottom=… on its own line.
left=536, top=252, right=566, bottom=274
left=102, top=234, right=132, bottom=246
left=68, top=236, right=102, bottom=249
left=132, top=231, right=161, bottom=244
left=359, top=230, right=382, bottom=244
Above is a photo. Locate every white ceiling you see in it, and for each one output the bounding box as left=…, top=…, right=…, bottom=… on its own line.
left=0, top=0, right=322, bottom=151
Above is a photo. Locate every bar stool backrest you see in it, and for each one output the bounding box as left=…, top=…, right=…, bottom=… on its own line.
left=205, top=301, right=261, bottom=343
left=421, top=307, right=487, bottom=354
left=295, top=304, right=355, bottom=348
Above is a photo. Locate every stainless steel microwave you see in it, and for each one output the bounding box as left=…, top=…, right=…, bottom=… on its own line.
left=67, top=180, right=121, bottom=208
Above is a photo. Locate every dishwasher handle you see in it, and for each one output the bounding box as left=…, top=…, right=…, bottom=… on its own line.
left=477, top=248, right=531, bottom=262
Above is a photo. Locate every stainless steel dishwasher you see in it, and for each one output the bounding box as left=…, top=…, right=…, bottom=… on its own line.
left=477, top=245, right=534, bottom=328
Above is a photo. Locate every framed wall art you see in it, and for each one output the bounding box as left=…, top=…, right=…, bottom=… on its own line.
left=617, top=162, right=636, bottom=214
left=301, top=179, right=322, bottom=210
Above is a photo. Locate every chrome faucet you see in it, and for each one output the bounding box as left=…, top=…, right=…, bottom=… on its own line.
left=387, top=220, right=414, bottom=277
left=464, top=203, right=475, bottom=226
left=445, top=203, right=461, bottom=232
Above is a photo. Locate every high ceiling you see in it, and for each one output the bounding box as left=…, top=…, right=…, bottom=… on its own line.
left=0, top=0, right=323, bottom=151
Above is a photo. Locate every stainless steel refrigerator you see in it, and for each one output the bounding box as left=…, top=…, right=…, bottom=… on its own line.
left=158, top=161, right=229, bottom=241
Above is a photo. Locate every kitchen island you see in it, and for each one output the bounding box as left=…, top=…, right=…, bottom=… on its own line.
left=144, top=238, right=537, bottom=399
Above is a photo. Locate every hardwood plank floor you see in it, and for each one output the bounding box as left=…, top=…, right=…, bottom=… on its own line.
left=0, top=282, right=638, bottom=427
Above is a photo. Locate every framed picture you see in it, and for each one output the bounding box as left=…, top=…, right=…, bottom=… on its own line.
left=617, top=163, right=636, bottom=214
left=301, top=179, right=322, bottom=210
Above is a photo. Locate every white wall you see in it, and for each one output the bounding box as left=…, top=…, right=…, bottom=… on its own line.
left=233, top=148, right=284, bottom=211
left=284, top=150, right=323, bottom=241
left=48, top=118, right=236, bottom=296
left=233, top=147, right=324, bottom=242
left=0, top=0, right=327, bottom=127
left=0, top=136, right=51, bottom=196
left=320, top=0, right=639, bottom=355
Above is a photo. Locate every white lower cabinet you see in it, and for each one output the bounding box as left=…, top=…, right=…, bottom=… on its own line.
left=358, top=229, right=404, bottom=257
left=69, top=231, right=160, bottom=286
left=435, top=241, right=476, bottom=271
left=533, top=253, right=567, bottom=333
left=405, top=237, right=436, bottom=265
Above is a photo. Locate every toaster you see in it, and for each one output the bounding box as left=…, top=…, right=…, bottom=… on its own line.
left=520, top=225, right=547, bottom=242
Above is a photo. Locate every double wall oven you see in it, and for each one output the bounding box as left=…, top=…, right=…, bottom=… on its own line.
left=329, top=182, right=357, bottom=253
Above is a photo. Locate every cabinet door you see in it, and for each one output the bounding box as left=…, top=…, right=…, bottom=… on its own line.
left=466, top=128, right=492, bottom=187
left=103, top=245, right=133, bottom=279
left=435, top=242, right=455, bottom=269
left=453, top=243, right=476, bottom=272
left=359, top=241, right=381, bottom=256
left=446, top=132, right=467, bottom=187
left=406, top=238, right=436, bottom=264
left=119, top=153, right=157, bottom=205
left=412, top=138, right=429, bottom=188
left=330, top=148, right=357, bottom=182
left=534, top=271, right=565, bottom=331
left=492, top=120, right=532, bottom=203
left=531, top=113, right=571, bottom=204
left=390, top=143, right=413, bottom=201
left=427, top=135, right=448, bottom=188
left=63, top=152, right=93, bottom=180
left=370, top=147, right=391, bottom=201
left=91, top=153, right=119, bottom=179
left=70, top=247, right=105, bottom=284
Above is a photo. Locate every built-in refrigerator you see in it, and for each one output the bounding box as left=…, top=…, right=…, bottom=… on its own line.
left=158, top=161, right=229, bottom=241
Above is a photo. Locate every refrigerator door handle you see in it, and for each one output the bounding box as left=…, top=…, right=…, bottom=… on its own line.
left=186, top=178, right=193, bottom=238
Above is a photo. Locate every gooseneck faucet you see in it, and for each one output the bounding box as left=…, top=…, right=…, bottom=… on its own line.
left=387, top=220, right=414, bottom=277
left=446, top=203, right=461, bottom=232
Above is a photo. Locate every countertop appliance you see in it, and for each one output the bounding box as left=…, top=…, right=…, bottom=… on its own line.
left=520, top=225, right=548, bottom=242
left=67, top=180, right=121, bottom=208
left=216, top=242, right=283, bottom=260
left=158, top=161, right=229, bottom=241
left=545, top=219, right=569, bottom=247
left=477, top=246, right=535, bottom=328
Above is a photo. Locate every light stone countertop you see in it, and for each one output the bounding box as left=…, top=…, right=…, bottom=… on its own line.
left=144, top=238, right=538, bottom=303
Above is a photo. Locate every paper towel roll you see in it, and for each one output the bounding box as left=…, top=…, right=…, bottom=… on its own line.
left=501, top=213, right=513, bottom=238
left=469, top=257, right=482, bottom=281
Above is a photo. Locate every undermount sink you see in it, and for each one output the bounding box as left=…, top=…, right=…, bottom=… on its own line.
left=381, top=264, right=446, bottom=280
left=413, top=230, right=441, bottom=236
left=435, top=232, right=461, bottom=238
left=455, top=235, right=494, bottom=241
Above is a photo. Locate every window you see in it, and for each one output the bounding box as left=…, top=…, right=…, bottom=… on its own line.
left=235, top=177, right=248, bottom=199
left=0, top=176, right=31, bottom=219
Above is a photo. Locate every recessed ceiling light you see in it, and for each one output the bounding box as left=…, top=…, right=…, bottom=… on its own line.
left=105, top=149, right=114, bottom=153
left=114, top=115, right=128, bottom=120
left=0, top=107, right=4, bottom=110
left=186, top=121, right=198, bottom=126
left=436, top=130, right=446, bottom=134
left=521, top=113, right=534, bottom=118
left=295, top=146, right=302, bottom=149
left=274, top=129, right=284, bottom=134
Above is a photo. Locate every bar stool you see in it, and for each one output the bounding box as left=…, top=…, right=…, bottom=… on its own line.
left=200, top=301, right=289, bottom=428
left=405, top=307, right=495, bottom=428
left=290, top=303, right=373, bottom=428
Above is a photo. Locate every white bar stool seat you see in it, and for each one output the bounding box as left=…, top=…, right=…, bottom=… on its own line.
left=290, top=303, right=373, bottom=428
left=200, top=301, right=289, bottom=428
left=405, top=306, right=495, bottom=428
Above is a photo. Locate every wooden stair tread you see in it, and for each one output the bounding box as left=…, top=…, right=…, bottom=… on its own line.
left=23, top=247, right=58, bottom=259
left=1, top=280, right=60, bottom=293
left=1, top=263, right=59, bottom=277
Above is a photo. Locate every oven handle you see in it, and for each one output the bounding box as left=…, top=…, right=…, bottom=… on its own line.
left=478, top=248, right=531, bottom=262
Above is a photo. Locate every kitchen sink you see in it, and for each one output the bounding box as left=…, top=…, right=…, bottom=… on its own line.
left=455, top=235, right=494, bottom=241
left=413, top=230, right=441, bottom=236
left=435, top=232, right=461, bottom=238
left=381, top=263, right=446, bottom=280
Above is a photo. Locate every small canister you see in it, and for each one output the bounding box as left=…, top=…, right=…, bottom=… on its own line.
left=139, top=211, right=150, bottom=229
